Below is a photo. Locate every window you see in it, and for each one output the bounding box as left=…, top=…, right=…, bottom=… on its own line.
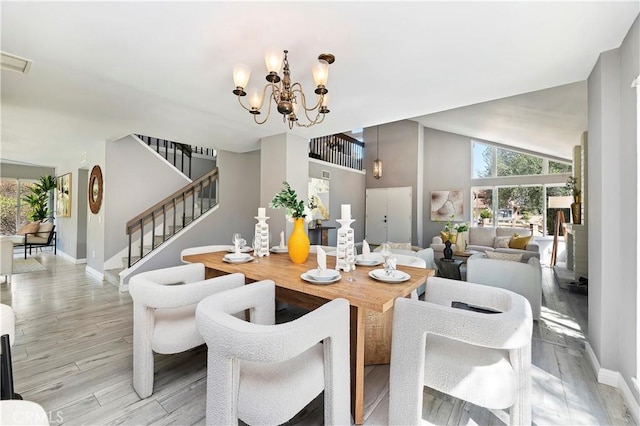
left=549, top=160, right=572, bottom=174
left=0, top=178, right=37, bottom=235
left=496, top=148, right=543, bottom=177
left=472, top=141, right=492, bottom=178
left=472, top=187, right=494, bottom=225
left=496, top=186, right=543, bottom=234
left=472, top=142, right=571, bottom=178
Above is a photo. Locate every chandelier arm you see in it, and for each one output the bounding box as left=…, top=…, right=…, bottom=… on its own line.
left=291, top=84, right=322, bottom=112
left=295, top=111, right=326, bottom=128
left=236, top=96, right=254, bottom=112
left=296, top=90, right=324, bottom=124
left=253, top=91, right=276, bottom=125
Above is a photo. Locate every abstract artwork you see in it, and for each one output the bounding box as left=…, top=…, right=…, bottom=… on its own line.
left=431, top=189, right=463, bottom=221
left=56, top=173, right=72, bottom=217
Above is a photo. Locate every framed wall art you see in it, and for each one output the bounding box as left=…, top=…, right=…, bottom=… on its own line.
left=431, top=189, right=464, bottom=221
left=56, top=173, right=72, bottom=217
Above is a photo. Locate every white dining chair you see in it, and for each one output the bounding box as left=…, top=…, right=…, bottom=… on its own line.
left=128, top=263, right=246, bottom=398
left=388, top=277, right=533, bottom=425
left=196, top=280, right=351, bottom=425
left=180, top=244, right=230, bottom=263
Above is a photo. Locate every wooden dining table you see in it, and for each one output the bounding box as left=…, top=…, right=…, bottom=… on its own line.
left=184, top=250, right=434, bottom=425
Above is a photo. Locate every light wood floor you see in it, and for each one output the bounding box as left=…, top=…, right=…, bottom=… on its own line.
left=1, top=252, right=636, bottom=425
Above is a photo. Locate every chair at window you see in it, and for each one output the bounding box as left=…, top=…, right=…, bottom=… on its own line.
left=195, top=280, right=351, bottom=425
left=388, top=277, right=533, bottom=425
left=128, top=263, right=246, bottom=398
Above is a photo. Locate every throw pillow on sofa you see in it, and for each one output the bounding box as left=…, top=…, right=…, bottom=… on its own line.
left=387, top=241, right=413, bottom=251
left=485, top=251, right=523, bottom=262
left=509, top=234, right=531, bottom=250
left=493, top=236, right=510, bottom=249
left=439, top=232, right=457, bottom=244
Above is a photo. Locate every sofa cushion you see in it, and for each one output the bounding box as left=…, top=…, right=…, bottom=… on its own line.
left=469, top=227, right=496, bottom=248
left=493, top=237, right=510, bottom=249
left=17, top=221, right=41, bottom=235
left=387, top=241, right=412, bottom=251
left=509, top=234, right=532, bottom=250
left=485, top=251, right=523, bottom=262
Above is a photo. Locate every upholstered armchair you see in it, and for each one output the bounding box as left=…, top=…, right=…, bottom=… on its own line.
left=196, top=280, right=351, bottom=425
left=180, top=244, right=229, bottom=263
left=389, top=277, right=533, bottom=425
left=1, top=238, right=13, bottom=283
left=467, top=255, right=542, bottom=319
left=128, top=263, right=246, bottom=398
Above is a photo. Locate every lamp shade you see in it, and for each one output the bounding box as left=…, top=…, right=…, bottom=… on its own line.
left=373, top=158, right=383, bottom=179
left=233, top=63, right=251, bottom=88
left=264, top=49, right=284, bottom=74
left=312, top=59, right=329, bottom=86
left=548, top=196, right=573, bottom=208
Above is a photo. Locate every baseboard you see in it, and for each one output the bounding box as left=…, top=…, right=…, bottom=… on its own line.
left=85, top=266, right=104, bottom=281
left=56, top=250, right=87, bottom=264
left=585, top=343, right=640, bottom=423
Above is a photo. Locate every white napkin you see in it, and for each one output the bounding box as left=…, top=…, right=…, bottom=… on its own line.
left=362, top=239, right=371, bottom=259
left=279, top=231, right=285, bottom=248
left=387, top=258, right=397, bottom=271
left=234, top=239, right=241, bottom=255
left=317, top=246, right=326, bottom=272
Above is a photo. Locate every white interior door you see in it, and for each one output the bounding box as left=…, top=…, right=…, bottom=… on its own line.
left=387, top=187, right=412, bottom=243
left=365, top=189, right=388, bottom=244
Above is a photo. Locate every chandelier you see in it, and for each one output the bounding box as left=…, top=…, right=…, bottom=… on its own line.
left=232, top=49, right=334, bottom=129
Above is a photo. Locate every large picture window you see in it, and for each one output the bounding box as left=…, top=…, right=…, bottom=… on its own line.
left=0, top=178, right=37, bottom=235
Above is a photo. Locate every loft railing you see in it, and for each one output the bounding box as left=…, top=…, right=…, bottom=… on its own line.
left=125, top=167, right=219, bottom=268
left=135, top=134, right=217, bottom=178
left=309, top=133, right=364, bottom=171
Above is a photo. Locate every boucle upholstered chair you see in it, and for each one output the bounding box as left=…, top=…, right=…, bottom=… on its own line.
left=0, top=400, right=50, bottom=425
left=467, top=255, right=542, bottom=320
left=389, top=277, right=533, bottom=425
left=196, top=280, right=351, bottom=425
left=129, top=263, right=246, bottom=398
left=180, top=245, right=229, bottom=263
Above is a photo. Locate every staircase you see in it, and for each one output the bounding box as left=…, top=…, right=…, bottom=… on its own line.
left=124, top=167, right=219, bottom=268
left=135, top=134, right=216, bottom=178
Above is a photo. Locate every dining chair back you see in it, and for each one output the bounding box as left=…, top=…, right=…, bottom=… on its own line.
left=196, top=280, right=351, bottom=425
left=180, top=245, right=229, bottom=263
left=128, top=263, right=246, bottom=398
left=389, top=277, right=533, bottom=425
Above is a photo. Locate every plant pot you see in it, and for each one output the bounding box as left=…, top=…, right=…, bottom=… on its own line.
left=288, top=218, right=310, bottom=263
left=571, top=202, right=582, bottom=225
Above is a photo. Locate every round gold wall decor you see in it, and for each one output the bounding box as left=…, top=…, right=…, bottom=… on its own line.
left=88, top=165, right=103, bottom=214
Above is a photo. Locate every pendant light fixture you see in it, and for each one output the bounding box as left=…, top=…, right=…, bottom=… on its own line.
left=373, top=126, right=383, bottom=179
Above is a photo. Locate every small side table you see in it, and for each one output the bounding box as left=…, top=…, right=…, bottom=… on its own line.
left=435, top=258, right=464, bottom=280
left=308, top=226, right=336, bottom=245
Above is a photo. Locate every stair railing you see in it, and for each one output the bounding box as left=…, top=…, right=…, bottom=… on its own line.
left=125, top=168, right=219, bottom=268
left=135, top=134, right=216, bottom=178
left=308, top=133, right=364, bottom=171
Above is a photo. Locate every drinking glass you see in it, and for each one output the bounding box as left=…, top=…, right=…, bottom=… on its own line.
left=232, top=233, right=242, bottom=248
left=380, top=243, right=391, bottom=272
left=346, top=254, right=357, bottom=282
left=252, top=235, right=261, bottom=263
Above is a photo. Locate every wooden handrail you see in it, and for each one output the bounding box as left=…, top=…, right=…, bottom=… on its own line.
left=126, top=168, right=218, bottom=234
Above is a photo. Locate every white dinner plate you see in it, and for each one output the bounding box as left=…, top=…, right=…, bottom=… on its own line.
left=306, top=268, right=340, bottom=281
left=356, top=254, right=383, bottom=266
left=224, top=253, right=252, bottom=261
left=301, top=272, right=341, bottom=284
left=270, top=246, right=288, bottom=253
left=227, top=246, right=253, bottom=253
left=368, top=269, right=410, bottom=283
left=223, top=255, right=254, bottom=264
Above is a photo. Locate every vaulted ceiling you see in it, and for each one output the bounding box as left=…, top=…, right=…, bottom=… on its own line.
left=1, top=2, right=637, bottom=166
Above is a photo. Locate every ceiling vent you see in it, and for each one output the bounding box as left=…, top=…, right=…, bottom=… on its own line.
left=1, top=51, right=32, bottom=74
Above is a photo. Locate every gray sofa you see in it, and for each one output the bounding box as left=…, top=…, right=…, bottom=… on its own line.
left=431, top=226, right=540, bottom=261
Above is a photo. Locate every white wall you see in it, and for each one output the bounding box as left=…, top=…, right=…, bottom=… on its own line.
left=104, top=135, right=190, bottom=260
left=588, top=14, right=638, bottom=405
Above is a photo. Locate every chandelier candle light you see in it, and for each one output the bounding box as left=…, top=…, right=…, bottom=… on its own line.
left=232, top=49, right=334, bottom=129
left=336, top=204, right=355, bottom=272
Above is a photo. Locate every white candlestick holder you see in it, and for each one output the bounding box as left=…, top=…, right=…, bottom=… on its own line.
left=254, top=216, right=270, bottom=257
left=336, top=218, right=355, bottom=272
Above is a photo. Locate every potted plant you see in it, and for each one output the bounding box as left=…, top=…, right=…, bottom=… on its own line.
left=270, top=182, right=312, bottom=263
left=479, top=209, right=493, bottom=224
left=566, top=176, right=581, bottom=224
left=22, top=175, right=56, bottom=222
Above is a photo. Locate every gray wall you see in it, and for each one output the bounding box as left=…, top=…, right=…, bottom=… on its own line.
left=364, top=120, right=421, bottom=245
left=588, top=14, right=638, bottom=403
left=122, top=149, right=260, bottom=283
left=191, top=156, right=216, bottom=181
left=76, top=168, right=88, bottom=260
left=104, top=135, right=191, bottom=260
left=309, top=160, right=366, bottom=246
left=0, top=163, right=55, bottom=180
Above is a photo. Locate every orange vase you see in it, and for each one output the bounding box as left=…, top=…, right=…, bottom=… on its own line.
left=288, top=218, right=310, bottom=263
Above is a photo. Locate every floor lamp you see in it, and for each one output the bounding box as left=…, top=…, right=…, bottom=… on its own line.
left=549, top=196, right=573, bottom=267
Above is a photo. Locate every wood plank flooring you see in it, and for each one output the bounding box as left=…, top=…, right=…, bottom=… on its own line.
left=1, top=253, right=636, bottom=425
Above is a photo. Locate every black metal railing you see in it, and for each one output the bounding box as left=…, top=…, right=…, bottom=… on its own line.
left=309, top=133, right=364, bottom=170
left=125, top=168, right=219, bottom=268
left=135, top=134, right=217, bottom=178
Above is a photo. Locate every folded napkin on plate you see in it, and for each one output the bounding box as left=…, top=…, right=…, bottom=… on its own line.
left=279, top=231, right=285, bottom=248
left=362, top=239, right=371, bottom=259
left=234, top=239, right=241, bottom=255
left=317, top=246, right=327, bottom=272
